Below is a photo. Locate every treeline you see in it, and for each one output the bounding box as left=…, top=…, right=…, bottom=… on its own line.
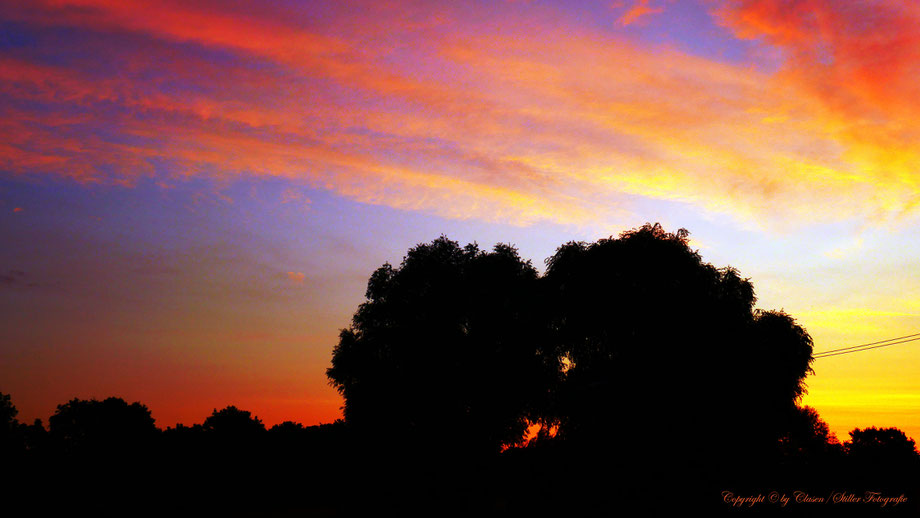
left=1, top=392, right=918, bottom=516
left=1, top=394, right=353, bottom=515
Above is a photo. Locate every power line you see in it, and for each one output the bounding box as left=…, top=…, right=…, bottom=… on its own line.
left=813, top=335, right=920, bottom=359
left=814, top=337, right=920, bottom=358
left=812, top=332, right=920, bottom=357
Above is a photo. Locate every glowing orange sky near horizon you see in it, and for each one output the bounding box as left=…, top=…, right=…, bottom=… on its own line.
left=1, top=0, right=920, bottom=444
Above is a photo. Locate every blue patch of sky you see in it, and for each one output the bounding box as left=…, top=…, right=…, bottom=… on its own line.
left=0, top=19, right=291, bottom=87
left=0, top=21, right=38, bottom=49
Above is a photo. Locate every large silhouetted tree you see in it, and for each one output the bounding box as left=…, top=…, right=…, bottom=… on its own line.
left=542, top=224, right=814, bottom=466
left=532, top=223, right=817, bottom=514
left=327, top=236, right=556, bottom=454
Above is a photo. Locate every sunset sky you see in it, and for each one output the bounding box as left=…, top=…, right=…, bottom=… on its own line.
left=2, top=0, right=920, bottom=443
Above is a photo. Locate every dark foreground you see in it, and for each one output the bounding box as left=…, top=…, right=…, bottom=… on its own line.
left=5, top=426, right=918, bottom=517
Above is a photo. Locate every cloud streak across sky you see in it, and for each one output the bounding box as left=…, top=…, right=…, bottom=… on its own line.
left=2, top=0, right=919, bottom=229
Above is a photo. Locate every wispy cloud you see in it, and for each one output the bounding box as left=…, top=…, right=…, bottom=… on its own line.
left=280, top=189, right=310, bottom=206
left=617, top=0, right=665, bottom=26
left=286, top=271, right=306, bottom=284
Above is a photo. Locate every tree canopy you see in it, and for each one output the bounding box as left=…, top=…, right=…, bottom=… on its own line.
left=48, top=397, right=158, bottom=457
left=846, top=426, right=920, bottom=464
left=542, top=223, right=814, bottom=463
left=327, top=236, right=556, bottom=453
left=202, top=406, right=266, bottom=437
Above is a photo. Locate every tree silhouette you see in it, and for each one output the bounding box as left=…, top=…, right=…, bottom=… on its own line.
left=0, top=392, right=24, bottom=459
left=199, top=405, right=267, bottom=465
left=202, top=405, right=266, bottom=437
left=48, top=397, right=158, bottom=455
left=328, top=236, right=556, bottom=455
left=0, top=392, right=17, bottom=430
left=538, top=223, right=815, bottom=512
left=268, top=420, right=306, bottom=434
left=846, top=426, right=919, bottom=465
left=777, top=405, right=841, bottom=463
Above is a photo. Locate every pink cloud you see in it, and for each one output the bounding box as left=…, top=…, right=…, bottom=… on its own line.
left=281, top=188, right=311, bottom=206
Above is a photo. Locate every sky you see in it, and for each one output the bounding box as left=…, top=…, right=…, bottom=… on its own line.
left=2, top=0, right=920, bottom=443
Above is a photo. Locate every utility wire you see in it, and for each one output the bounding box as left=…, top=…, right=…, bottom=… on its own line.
left=813, top=335, right=920, bottom=359
left=812, top=332, right=920, bottom=357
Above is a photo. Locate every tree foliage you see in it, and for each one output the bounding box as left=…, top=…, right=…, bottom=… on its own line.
left=202, top=406, right=266, bottom=437
left=540, top=224, right=814, bottom=462
left=846, top=426, right=920, bottom=464
left=327, top=235, right=556, bottom=453
left=0, top=392, right=22, bottom=457
left=48, top=397, right=158, bottom=454
left=777, top=405, right=841, bottom=462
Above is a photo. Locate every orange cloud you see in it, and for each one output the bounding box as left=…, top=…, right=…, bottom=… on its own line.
left=618, top=0, right=665, bottom=26
left=286, top=272, right=306, bottom=284
left=712, top=0, right=920, bottom=216
left=713, top=0, right=920, bottom=128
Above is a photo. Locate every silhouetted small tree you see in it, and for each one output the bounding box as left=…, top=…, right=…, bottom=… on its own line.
left=778, top=405, right=842, bottom=463
left=0, top=393, right=17, bottom=430
left=202, top=406, right=265, bottom=438
left=0, top=392, right=24, bottom=459
left=48, top=397, right=158, bottom=455
left=846, top=426, right=919, bottom=465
